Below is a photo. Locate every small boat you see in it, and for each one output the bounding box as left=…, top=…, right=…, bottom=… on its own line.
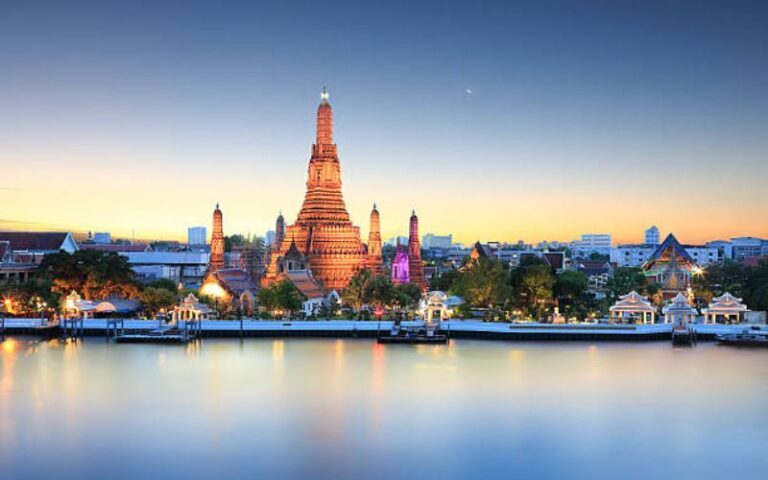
left=377, top=322, right=448, bottom=345
left=716, top=327, right=768, bottom=347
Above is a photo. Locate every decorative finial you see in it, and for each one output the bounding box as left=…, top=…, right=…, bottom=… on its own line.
left=321, top=86, right=329, bottom=102
left=373, top=202, right=377, bottom=210
left=216, top=202, right=219, bottom=210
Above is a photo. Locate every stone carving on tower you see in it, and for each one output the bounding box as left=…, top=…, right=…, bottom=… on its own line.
left=209, top=203, right=225, bottom=271
left=366, top=203, right=384, bottom=275
left=408, top=210, right=426, bottom=290
left=263, top=89, right=366, bottom=290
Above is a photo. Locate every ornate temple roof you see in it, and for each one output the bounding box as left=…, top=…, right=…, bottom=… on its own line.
left=662, top=292, right=697, bottom=315
left=705, top=292, right=748, bottom=314
left=642, top=233, right=697, bottom=270
left=207, top=268, right=258, bottom=296
left=609, top=291, right=655, bottom=313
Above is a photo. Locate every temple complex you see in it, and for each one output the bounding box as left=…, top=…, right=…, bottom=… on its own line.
left=263, top=89, right=366, bottom=290
left=366, top=204, right=383, bottom=275
left=209, top=203, right=225, bottom=271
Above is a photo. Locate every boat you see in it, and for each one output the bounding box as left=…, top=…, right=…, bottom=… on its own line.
left=377, top=321, right=448, bottom=345
left=716, top=326, right=768, bottom=347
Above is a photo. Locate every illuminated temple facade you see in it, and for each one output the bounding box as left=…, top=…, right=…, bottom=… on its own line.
left=264, top=90, right=366, bottom=290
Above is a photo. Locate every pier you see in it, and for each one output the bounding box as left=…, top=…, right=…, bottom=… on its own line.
left=0, top=318, right=757, bottom=342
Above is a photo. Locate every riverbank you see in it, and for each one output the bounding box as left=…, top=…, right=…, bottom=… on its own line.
left=2, top=318, right=759, bottom=341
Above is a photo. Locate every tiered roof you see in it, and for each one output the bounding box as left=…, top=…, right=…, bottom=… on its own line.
left=609, top=291, right=655, bottom=313
left=705, top=292, right=748, bottom=315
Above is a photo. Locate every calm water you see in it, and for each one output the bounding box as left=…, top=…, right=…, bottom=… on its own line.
left=1, top=337, right=767, bottom=480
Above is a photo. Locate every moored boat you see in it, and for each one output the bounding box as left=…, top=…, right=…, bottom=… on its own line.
left=716, top=327, right=768, bottom=347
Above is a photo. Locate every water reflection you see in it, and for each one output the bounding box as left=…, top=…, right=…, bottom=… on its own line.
left=0, top=338, right=767, bottom=480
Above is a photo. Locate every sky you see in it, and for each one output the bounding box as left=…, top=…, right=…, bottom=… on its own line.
left=1, top=0, right=767, bottom=245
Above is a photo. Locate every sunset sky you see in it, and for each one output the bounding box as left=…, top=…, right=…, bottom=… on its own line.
left=2, top=0, right=767, bottom=245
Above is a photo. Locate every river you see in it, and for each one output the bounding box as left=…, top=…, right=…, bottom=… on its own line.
left=1, top=337, right=766, bottom=479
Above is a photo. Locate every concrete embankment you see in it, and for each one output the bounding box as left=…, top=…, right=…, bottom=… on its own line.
left=3, top=318, right=752, bottom=342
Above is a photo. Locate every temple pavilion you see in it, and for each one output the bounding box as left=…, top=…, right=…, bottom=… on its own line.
left=702, top=292, right=749, bottom=324
left=171, top=294, right=213, bottom=323
left=609, top=291, right=656, bottom=324
left=662, top=292, right=698, bottom=326
left=642, top=234, right=699, bottom=300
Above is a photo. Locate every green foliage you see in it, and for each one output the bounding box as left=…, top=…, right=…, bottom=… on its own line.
left=139, top=287, right=177, bottom=316
left=39, top=250, right=139, bottom=300
left=224, top=234, right=247, bottom=252
left=605, top=267, right=648, bottom=301
left=452, top=258, right=512, bottom=308
left=554, top=270, right=588, bottom=300
left=366, top=274, right=396, bottom=307
left=341, top=268, right=373, bottom=311
left=258, top=279, right=303, bottom=316
left=0, top=278, right=59, bottom=316
left=393, top=283, right=423, bottom=308
left=146, top=278, right=179, bottom=293
left=429, top=269, right=460, bottom=292
left=518, top=264, right=555, bottom=318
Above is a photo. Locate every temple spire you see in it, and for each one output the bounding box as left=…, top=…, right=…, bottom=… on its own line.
left=316, top=87, right=333, bottom=145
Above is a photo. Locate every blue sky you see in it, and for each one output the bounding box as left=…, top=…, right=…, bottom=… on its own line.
left=1, top=0, right=766, bottom=243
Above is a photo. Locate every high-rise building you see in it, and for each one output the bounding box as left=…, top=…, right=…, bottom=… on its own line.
left=188, top=226, right=207, bottom=246
left=571, top=234, right=612, bottom=258
left=265, top=230, right=276, bottom=246
left=263, top=89, right=366, bottom=290
left=209, top=203, right=225, bottom=271
left=645, top=226, right=660, bottom=245
left=422, top=233, right=453, bottom=249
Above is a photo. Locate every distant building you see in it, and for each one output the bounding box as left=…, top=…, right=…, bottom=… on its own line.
left=729, top=237, right=765, bottom=261
left=265, top=230, right=276, bottom=246
left=121, top=251, right=209, bottom=287
left=188, top=226, right=207, bottom=246
left=422, top=233, right=453, bottom=249
left=574, top=261, right=614, bottom=299
left=571, top=234, right=612, bottom=258
left=0, top=231, right=78, bottom=262
left=80, top=244, right=152, bottom=253
left=612, top=241, right=718, bottom=268
left=93, top=232, right=112, bottom=245
left=645, top=226, right=660, bottom=245
left=386, top=236, right=408, bottom=247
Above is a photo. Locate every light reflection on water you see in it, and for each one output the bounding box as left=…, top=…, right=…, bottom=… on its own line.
left=1, top=337, right=767, bottom=480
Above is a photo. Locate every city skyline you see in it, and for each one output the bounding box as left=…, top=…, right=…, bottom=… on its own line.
left=2, top=1, right=767, bottom=244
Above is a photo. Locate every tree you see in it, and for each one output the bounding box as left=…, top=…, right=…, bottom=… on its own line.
left=429, top=269, right=460, bottom=292
left=606, top=267, right=647, bottom=301
left=555, top=270, right=588, bottom=301
left=393, top=283, right=423, bottom=309
left=258, top=280, right=303, bottom=317
left=341, top=268, right=373, bottom=313
left=147, top=278, right=179, bottom=294
left=452, top=258, right=511, bottom=307
left=40, top=250, right=139, bottom=300
left=365, top=275, right=395, bottom=308
left=519, top=264, right=555, bottom=318
left=139, top=287, right=177, bottom=317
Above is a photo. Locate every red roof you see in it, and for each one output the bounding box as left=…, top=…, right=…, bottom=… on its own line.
left=80, top=244, right=151, bottom=253
left=285, top=271, right=326, bottom=299
left=0, top=231, right=70, bottom=251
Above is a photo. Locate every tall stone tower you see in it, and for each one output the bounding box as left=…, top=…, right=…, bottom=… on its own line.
left=408, top=210, right=425, bottom=290
left=275, top=212, right=285, bottom=247
left=263, top=89, right=366, bottom=290
left=366, top=203, right=383, bottom=275
left=209, top=203, right=225, bottom=271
